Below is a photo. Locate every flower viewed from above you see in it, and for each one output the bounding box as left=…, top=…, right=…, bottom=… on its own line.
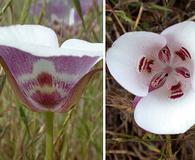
left=107, top=21, right=195, bottom=134
left=0, top=25, right=102, bottom=112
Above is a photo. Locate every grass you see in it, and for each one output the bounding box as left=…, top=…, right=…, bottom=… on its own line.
left=106, top=0, right=195, bottom=160
left=0, top=0, right=103, bottom=159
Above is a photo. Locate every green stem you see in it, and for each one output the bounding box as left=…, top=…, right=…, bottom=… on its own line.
left=166, top=135, right=173, bottom=158
left=44, top=112, right=54, bottom=160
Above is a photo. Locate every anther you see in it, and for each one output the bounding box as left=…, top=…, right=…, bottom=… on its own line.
left=149, top=72, right=167, bottom=90
left=158, top=46, right=171, bottom=64
left=139, top=57, right=153, bottom=73
left=169, top=82, right=184, bottom=99
left=175, top=67, right=190, bottom=78
left=175, top=47, right=191, bottom=61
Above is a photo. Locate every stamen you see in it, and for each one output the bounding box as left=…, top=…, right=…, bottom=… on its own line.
left=175, top=47, right=191, bottom=61
left=169, top=82, right=184, bottom=99
left=139, top=57, right=153, bottom=73
left=175, top=67, right=190, bottom=78
left=158, top=46, right=171, bottom=64
left=138, top=46, right=191, bottom=100
left=149, top=72, right=168, bottom=90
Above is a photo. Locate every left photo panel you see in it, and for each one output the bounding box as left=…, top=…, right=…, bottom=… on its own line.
left=0, top=0, right=103, bottom=160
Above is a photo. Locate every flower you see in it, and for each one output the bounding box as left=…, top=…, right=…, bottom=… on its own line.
left=30, top=0, right=102, bottom=37
left=30, top=0, right=102, bottom=25
left=30, top=0, right=68, bottom=19
left=106, top=21, right=195, bottom=134
left=0, top=25, right=102, bottom=112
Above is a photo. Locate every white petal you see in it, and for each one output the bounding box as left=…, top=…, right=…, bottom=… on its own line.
left=161, top=21, right=195, bottom=56
left=161, top=21, right=195, bottom=90
left=134, top=87, right=195, bottom=134
left=61, top=39, right=103, bottom=57
left=0, top=24, right=59, bottom=48
left=0, top=25, right=103, bottom=57
left=106, top=32, right=166, bottom=96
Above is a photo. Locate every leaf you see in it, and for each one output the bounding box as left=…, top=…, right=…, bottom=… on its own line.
left=0, top=74, right=6, bottom=95
left=0, top=0, right=13, bottom=16
left=72, top=0, right=86, bottom=30
left=143, top=132, right=158, bottom=141
left=147, top=3, right=172, bottom=12
left=20, top=0, right=32, bottom=23
left=115, top=10, right=133, bottom=24
left=18, top=104, right=31, bottom=137
left=141, top=141, right=161, bottom=153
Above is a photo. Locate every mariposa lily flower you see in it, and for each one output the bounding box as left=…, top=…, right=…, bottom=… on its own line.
left=107, top=21, right=195, bottom=134
left=0, top=25, right=102, bottom=112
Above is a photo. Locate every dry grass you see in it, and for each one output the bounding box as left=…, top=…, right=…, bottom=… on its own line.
left=106, top=0, right=195, bottom=159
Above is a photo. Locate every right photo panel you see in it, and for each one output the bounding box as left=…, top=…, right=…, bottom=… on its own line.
left=106, top=0, right=195, bottom=159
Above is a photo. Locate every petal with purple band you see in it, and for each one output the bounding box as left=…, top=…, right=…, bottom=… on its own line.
left=0, top=25, right=102, bottom=112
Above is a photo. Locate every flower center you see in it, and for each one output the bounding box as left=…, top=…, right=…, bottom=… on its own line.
left=138, top=45, right=192, bottom=99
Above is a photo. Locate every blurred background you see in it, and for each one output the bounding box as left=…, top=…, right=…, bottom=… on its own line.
left=106, top=0, right=195, bottom=160
left=0, top=0, right=103, bottom=159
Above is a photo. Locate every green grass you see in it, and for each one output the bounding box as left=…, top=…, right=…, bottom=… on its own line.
left=0, top=0, right=103, bottom=159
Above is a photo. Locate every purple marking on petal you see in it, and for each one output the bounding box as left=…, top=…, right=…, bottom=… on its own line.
left=0, top=45, right=99, bottom=111
left=52, top=56, right=98, bottom=74
left=0, top=46, right=37, bottom=77
left=31, top=90, right=63, bottom=106
left=19, top=72, right=75, bottom=108
left=0, top=45, right=99, bottom=78
left=20, top=77, right=74, bottom=95
left=53, top=80, right=74, bottom=91
left=132, top=96, right=142, bottom=108
left=21, top=80, right=39, bottom=92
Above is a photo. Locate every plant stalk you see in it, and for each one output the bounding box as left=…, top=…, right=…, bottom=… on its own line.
left=44, top=112, right=54, bottom=160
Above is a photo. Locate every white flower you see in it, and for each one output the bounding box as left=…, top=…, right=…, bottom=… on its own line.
left=106, top=21, right=195, bottom=134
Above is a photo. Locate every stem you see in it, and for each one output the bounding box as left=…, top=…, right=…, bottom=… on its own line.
left=166, top=135, right=173, bottom=158
left=44, top=112, right=54, bottom=160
